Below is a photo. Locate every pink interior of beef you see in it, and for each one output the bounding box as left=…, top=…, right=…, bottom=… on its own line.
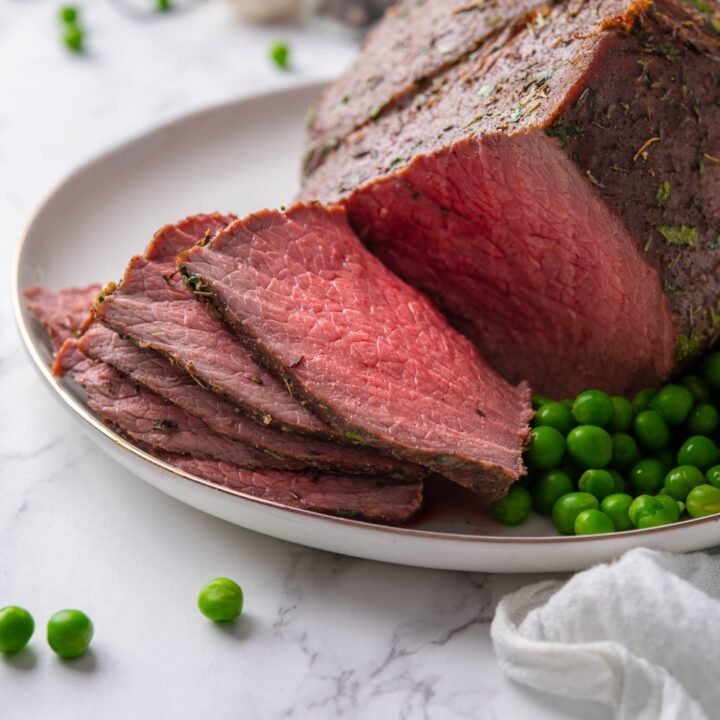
left=344, top=132, right=677, bottom=398
left=180, top=204, right=531, bottom=494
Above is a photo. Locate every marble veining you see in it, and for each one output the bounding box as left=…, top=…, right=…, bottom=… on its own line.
left=0, top=2, right=611, bottom=718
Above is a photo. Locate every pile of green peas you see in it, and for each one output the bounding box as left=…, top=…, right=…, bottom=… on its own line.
left=492, top=351, right=720, bottom=535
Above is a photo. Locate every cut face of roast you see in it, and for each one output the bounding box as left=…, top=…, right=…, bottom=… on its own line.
left=301, top=0, right=720, bottom=397
left=180, top=203, right=532, bottom=499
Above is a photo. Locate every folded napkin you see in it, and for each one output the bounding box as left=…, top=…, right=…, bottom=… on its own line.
left=491, top=548, right=720, bottom=720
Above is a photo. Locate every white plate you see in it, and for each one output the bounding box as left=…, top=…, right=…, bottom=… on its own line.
left=12, top=82, right=720, bottom=572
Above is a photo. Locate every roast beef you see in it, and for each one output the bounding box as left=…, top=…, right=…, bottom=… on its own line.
left=162, top=454, right=424, bottom=524
left=25, top=285, right=101, bottom=350
left=52, top=339, right=304, bottom=469
left=27, top=291, right=424, bottom=523
left=301, top=0, right=720, bottom=398
left=95, top=219, right=328, bottom=434
left=179, top=203, right=532, bottom=499
left=78, top=323, right=422, bottom=479
left=93, top=215, right=426, bottom=479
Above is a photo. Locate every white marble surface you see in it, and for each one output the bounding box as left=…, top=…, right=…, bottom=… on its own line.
left=0, top=3, right=611, bottom=718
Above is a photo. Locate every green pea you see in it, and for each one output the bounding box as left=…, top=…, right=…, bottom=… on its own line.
left=47, top=610, right=93, bottom=659
left=701, top=351, right=720, bottom=390
left=531, top=469, right=574, bottom=516
left=60, top=5, right=78, bottom=24
left=532, top=394, right=553, bottom=410
left=681, top=374, right=711, bottom=404
left=600, top=493, right=634, bottom=531
left=610, top=432, right=640, bottom=471
left=654, top=493, right=681, bottom=523
left=628, top=495, right=677, bottom=529
left=686, top=404, right=719, bottom=436
left=677, top=435, right=720, bottom=472
left=705, top=465, right=720, bottom=489
left=629, top=458, right=665, bottom=496
left=566, top=426, right=612, bottom=469
left=561, top=398, right=574, bottom=409
left=608, top=469, right=626, bottom=493
left=492, top=485, right=532, bottom=525
left=650, top=384, right=694, bottom=426
left=552, top=492, right=599, bottom=535
left=574, top=509, right=615, bottom=535
left=560, top=458, right=583, bottom=482
left=64, top=25, right=84, bottom=53
left=270, top=41, right=290, bottom=70
left=633, top=410, right=669, bottom=450
left=198, top=578, right=244, bottom=622
left=156, top=0, right=172, bottom=11
left=664, top=465, right=705, bottom=501
left=525, top=426, right=565, bottom=470
left=686, top=484, right=720, bottom=518
left=578, top=469, right=616, bottom=500
left=0, top=606, right=34, bottom=655
left=608, top=396, right=634, bottom=433
left=572, top=390, right=614, bottom=427
left=632, top=388, right=657, bottom=414
left=651, top=447, right=676, bottom=473
left=533, top=401, right=575, bottom=435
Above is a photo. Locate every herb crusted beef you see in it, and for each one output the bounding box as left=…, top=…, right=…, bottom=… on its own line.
left=79, top=323, right=423, bottom=479
left=301, top=0, right=720, bottom=398
left=163, top=455, right=424, bottom=524
left=53, top=339, right=305, bottom=470
left=95, top=218, right=328, bottom=435
left=179, top=204, right=532, bottom=499
left=93, top=215, right=425, bottom=480
left=26, top=289, right=424, bottom=524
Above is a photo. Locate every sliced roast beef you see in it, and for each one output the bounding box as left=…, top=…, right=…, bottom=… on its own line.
left=78, top=323, right=423, bottom=480
left=301, top=0, right=720, bottom=398
left=162, top=454, right=424, bottom=524
left=26, top=285, right=101, bottom=350
left=95, top=220, right=328, bottom=435
left=53, top=339, right=305, bottom=470
left=179, top=204, right=532, bottom=499
left=28, top=296, right=424, bottom=524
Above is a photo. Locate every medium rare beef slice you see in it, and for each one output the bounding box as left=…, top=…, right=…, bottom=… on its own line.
left=95, top=220, right=329, bottom=435
left=300, top=0, right=720, bottom=398
left=93, top=215, right=424, bottom=477
left=53, top=339, right=304, bottom=470
left=164, top=454, right=424, bottom=524
left=79, top=323, right=424, bottom=480
left=31, top=293, right=424, bottom=524
left=179, top=204, right=532, bottom=499
left=25, top=285, right=101, bottom=350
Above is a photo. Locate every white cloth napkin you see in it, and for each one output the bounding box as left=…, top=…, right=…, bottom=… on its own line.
left=491, top=548, right=720, bottom=720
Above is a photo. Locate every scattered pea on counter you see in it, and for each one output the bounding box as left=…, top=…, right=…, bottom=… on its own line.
left=269, top=41, right=291, bottom=70
left=492, top=350, right=720, bottom=535
left=47, top=610, right=94, bottom=659
left=197, top=577, right=244, bottom=622
left=0, top=606, right=35, bottom=655
left=59, top=5, right=85, bottom=54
